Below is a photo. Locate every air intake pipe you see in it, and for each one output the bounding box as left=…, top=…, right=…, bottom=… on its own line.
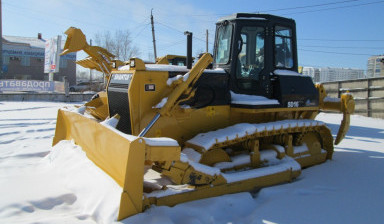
left=184, top=31, right=192, bottom=69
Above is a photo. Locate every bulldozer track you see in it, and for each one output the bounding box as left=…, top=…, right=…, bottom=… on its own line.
left=186, top=119, right=334, bottom=158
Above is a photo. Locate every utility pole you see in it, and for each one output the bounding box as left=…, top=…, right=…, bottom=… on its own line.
left=0, top=0, right=3, bottom=77
left=206, top=29, right=208, bottom=53
left=150, top=9, right=157, bottom=60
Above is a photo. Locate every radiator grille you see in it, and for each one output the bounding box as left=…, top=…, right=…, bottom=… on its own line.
left=107, top=73, right=133, bottom=134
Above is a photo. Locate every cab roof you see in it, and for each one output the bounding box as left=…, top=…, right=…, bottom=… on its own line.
left=216, top=13, right=294, bottom=24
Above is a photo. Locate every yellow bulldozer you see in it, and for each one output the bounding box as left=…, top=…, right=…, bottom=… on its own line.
left=53, top=13, right=355, bottom=220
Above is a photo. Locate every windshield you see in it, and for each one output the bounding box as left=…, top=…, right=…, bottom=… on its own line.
left=215, top=24, right=233, bottom=64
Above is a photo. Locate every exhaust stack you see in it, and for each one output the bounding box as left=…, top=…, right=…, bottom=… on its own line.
left=184, top=31, right=192, bottom=69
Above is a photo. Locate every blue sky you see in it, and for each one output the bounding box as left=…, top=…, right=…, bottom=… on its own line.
left=3, top=0, right=384, bottom=70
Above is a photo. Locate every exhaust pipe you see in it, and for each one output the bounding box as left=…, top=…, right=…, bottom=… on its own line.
left=184, top=31, right=192, bottom=69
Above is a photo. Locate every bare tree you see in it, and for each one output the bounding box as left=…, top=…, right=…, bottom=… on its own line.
left=76, top=70, right=89, bottom=82
left=94, top=29, right=139, bottom=61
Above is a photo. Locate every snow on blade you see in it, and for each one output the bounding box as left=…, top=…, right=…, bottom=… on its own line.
left=99, top=118, right=137, bottom=142
left=100, top=116, right=119, bottom=128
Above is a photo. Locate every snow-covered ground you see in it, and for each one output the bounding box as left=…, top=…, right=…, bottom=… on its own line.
left=1, top=101, right=383, bottom=224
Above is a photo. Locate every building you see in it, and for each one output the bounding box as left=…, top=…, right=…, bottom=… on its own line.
left=302, top=67, right=320, bottom=82
left=367, top=55, right=384, bottom=78
left=1, top=34, right=77, bottom=85
left=302, top=66, right=365, bottom=83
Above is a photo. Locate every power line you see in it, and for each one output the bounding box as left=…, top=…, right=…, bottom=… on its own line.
left=300, top=38, right=384, bottom=42
left=169, top=0, right=363, bottom=17
left=131, top=23, right=151, bottom=41
left=282, top=0, right=384, bottom=15
left=157, top=39, right=185, bottom=51
left=300, top=45, right=384, bottom=50
left=155, top=20, right=212, bottom=45
left=258, top=0, right=361, bottom=13
left=299, top=48, right=374, bottom=56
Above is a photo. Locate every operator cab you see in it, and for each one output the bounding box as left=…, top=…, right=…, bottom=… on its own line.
left=213, top=13, right=317, bottom=108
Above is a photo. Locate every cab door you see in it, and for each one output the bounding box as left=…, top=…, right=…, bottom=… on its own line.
left=230, top=21, right=273, bottom=98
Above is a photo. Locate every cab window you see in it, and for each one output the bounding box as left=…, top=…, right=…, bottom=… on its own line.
left=275, top=26, right=293, bottom=68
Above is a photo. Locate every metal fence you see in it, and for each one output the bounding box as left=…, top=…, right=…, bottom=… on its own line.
left=321, top=77, right=384, bottom=118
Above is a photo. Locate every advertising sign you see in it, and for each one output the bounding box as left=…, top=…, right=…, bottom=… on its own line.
left=0, top=80, right=55, bottom=92
left=44, top=35, right=62, bottom=73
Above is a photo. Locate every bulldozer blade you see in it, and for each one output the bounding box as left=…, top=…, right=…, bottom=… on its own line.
left=52, top=109, right=146, bottom=220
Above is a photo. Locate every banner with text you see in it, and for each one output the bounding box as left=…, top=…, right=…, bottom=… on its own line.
left=44, top=36, right=62, bottom=73
left=0, top=80, right=61, bottom=92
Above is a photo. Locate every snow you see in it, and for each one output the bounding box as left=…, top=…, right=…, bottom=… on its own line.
left=146, top=64, right=189, bottom=72
left=323, top=96, right=341, bottom=103
left=214, top=153, right=250, bottom=169
left=274, top=69, right=303, bottom=76
left=293, top=144, right=309, bottom=154
left=144, top=64, right=226, bottom=74
left=166, top=75, right=183, bottom=86
left=187, top=120, right=323, bottom=151
left=166, top=73, right=190, bottom=86
left=260, top=149, right=279, bottom=162
left=222, top=157, right=300, bottom=183
left=143, top=137, right=179, bottom=147
left=1, top=101, right=384, bottom=223
left=230, top=91, right=280, bottom=105
left=118, top=63, right=226, bottom=75
left=181, top=148, right=202, bottom=163
left=144, top=184, right=194, bottom=198
left=180, top=151, right=221, bottom=176
left=100, top=116, right=119, bottom=128
left=153, top=97, right=168, bottom=109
